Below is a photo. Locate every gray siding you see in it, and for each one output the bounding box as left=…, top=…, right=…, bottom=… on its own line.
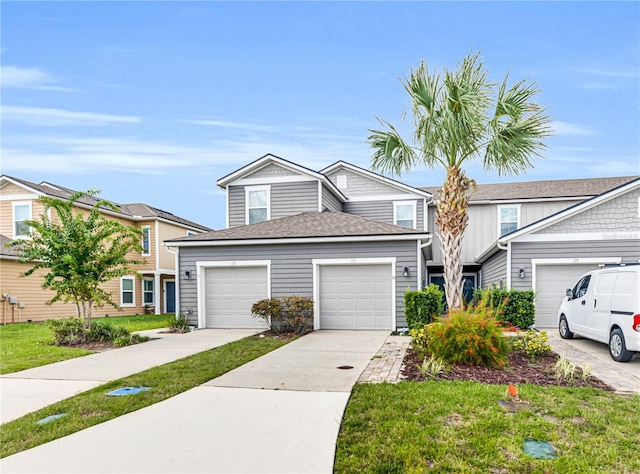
left=344, top=199, right=424, bottom=230
left=245, top=163, right=300, bottom=179
left=227, top=181, right=319, bottom=227
left=326, top=169, right=405, bottom=198
left=321, top=185, right=343, bottom=212
left=510, top=240, right=640, bottom=290
left=178, top=240, right=419, bottom=329
left=481, top=250, right=507, bottom=288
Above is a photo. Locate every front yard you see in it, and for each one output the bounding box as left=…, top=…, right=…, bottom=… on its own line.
left=0, top=314, right=169, bottom=374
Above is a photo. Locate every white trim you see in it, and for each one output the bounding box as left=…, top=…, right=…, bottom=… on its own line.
left=393, top=200, right=417, bottom=229
left=225, top=188, right=229, bottom=229
left=12, top=201, right=32, bottom=239
left=469, top=196, right=589, bottom=205
left=195, top=260, right=271, bottom=329
left=229, top=175, right=316, bottom=186
left=245, top=185, right=271, bottom=225
left=141, top=225, right=151, bottom=256
left=312, top=257, right=396, bottom=331
left=514, top=232, right=640, bottom=242
left=423, top=199, right=428, bottom=231
left=497, top=204, right=521, bottom=237
left=120, top=276, right=136, bottom=307
left=417, top=240, right=422, bottom=289
left=168, top=233, right=430, bottom=247
left=347, top=194, right=422, bottom=202
left=317, top=181, right=322, bottom=212
left=0, top=193, right=40, bottom=201
left=506, top=242, right=512, bottom=289
left=173, top=248, right=180, bottom=315
left=154, top=221, right=160, bottom=269
left=163, top=278, right=175, bottom=314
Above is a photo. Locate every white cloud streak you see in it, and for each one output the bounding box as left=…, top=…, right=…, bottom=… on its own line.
left=186, top=119, right=279, bottom=133
left=2, top=106, right=140, bottom=126
left=550, top=121, right=596, bottom=137
left=1, top=65, right=71, bottom=91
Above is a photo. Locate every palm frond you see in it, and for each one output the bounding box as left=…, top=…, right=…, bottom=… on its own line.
left=368, top=118, right=418, bottom=176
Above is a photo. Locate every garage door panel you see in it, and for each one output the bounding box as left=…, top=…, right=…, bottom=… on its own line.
left=319, top=264, right=392, bottom=330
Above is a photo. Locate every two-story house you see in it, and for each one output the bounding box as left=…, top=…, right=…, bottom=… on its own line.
left=0, top=175, right=211, bottom=323
left=166, top=154, right=640, bottom=331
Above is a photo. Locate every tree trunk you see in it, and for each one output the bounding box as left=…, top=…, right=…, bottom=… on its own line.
left=434, top=167, right=473, bottom=311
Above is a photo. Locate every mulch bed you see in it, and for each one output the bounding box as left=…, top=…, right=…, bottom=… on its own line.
left=401, top=348, right=614, bottom=391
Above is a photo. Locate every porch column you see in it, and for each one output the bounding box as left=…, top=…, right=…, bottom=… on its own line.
left=154, top=272, right=161, bottom=315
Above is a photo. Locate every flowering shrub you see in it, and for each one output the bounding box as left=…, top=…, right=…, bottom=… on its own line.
left=409, top=326, right=433, bottom=358
left=512, top=330, right=552, bottom=359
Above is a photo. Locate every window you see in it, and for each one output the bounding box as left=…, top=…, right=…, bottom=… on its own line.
left=498, top=205, right=520, bottom=236
left=121, top=277, right=135, bottom=306
left=186, top=231, right=196, bottom=236
left=143, top=278, right=154, bottom=305
left=141, top=226, right=151, bottom=256
left=572, top=275, right=591, bottom=299
left=246, top=186, right=270, bottom=224
left=394, top=201, right=416, bottom=229
left=13, top=202, right=31, bottom=238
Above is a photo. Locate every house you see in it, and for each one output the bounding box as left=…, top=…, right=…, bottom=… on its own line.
left=165, top=153, right=640, bottom=331
left=0, top=175, right=211, bottom=323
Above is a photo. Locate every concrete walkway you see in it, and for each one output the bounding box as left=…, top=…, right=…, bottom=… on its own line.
left=0, top=328, right=259, bottom=423
left=0, top=330, right=389, bottom=474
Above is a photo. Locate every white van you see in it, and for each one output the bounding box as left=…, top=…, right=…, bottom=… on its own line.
left=558, top=264, right=640, bottom=362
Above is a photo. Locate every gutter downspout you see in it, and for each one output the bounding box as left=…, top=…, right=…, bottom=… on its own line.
left=496, top=241, right=511, bottom=289
left=165, top=245, right=179, bottom=319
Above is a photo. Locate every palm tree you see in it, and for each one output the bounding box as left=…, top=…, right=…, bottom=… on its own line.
left=369, top=51, right=550, bottom=310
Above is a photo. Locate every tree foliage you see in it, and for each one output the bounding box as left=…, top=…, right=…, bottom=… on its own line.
left=8, top=190, right=143, bottom=328
left=369, top=51, right=550, bottom=309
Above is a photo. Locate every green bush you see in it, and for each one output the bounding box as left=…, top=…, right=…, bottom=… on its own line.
left=512, top=330, right=552, bottom=359
left=409, top=326, right=433, bottom=358
left=88, top=321, right=129, bottom=342
left=404, top=284, right=445, bottom=330
left=426, top=299, right=510, bottom=368
left=49, top=317, right=85, bottom=345
left=251, top=296, right=314, bottom=334
left=167, top=313, right=190, bottom=332
left=472, top=288, right=535, bottom=329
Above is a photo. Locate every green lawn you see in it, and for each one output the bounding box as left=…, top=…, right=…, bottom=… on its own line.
left=0, top=314, right=169, bottom=374
left=335, top=381, right=639, bottom=473
left=0, top=334, right=288, bottom=458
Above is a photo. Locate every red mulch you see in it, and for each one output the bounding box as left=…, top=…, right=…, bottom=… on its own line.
left=401, top=348, right=614, bottom=391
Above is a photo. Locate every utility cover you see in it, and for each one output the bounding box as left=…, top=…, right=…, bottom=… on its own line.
left=36, top=413, right=66, bottom=425
left=523, top=440, right=557, bottom=459
left=107, top=387, right=150, bottom=396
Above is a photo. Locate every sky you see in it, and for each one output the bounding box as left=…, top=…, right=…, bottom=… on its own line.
left=1, top=1, right=639, bottom=230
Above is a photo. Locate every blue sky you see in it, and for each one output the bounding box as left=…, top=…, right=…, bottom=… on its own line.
left=2, top=1, right=639, bottom=230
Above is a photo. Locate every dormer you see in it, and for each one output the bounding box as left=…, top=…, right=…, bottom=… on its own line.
left=217, top=154, right=346, bottom=228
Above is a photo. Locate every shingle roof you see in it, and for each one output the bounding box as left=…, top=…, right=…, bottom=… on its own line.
left=167, top=211, right=427, bottom=243
left=0, top=234, right=21, bottom=257
left=1, top=175, right=212, bottom=231
left=421, top=175, right=639, bottom=202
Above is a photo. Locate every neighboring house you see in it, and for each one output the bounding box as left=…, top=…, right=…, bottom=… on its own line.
left=166, top=153, right=640, bottom=331
left=0, top=175, right=211, bottom=323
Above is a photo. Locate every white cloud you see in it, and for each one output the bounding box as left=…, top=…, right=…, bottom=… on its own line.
left=550, top=121, right=596, bottom=137
left=2, top=106, right=140, bottom=126
left=186, top=119, right=279, bottom=133
left=1, top=65, right=71, bottom=91
left=576, top=66, right=639, bottom=79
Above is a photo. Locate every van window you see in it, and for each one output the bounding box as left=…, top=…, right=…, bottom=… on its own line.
left=595, top=272, right=617, bottom=295
left=573, top=275, right=591, bottom=298
left=613, top=272, right=637, bottom=296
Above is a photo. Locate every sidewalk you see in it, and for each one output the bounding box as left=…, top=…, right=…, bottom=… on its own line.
left=0, top=328, right=259, bottom=423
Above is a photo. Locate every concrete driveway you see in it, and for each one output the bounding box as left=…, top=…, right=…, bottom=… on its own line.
left=0, top=330, right=389, bottom=474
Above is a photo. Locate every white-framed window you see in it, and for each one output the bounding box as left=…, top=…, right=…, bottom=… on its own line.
left=141, top=226, right=151, bottom=256
left=143, top=278, right=154, bottom=305
left=393, top=201, right=416, bottom=229
left=498, top=205, right=521, bottom=236
left=120, top=276, right=135, bottom=307
left=245, top=186, right=270, bottom=225
left=12, top=201, right=32, bottom=238
left=186, top=230, right=196, bottom=236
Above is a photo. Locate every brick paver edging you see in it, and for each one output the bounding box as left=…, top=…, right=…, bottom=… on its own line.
left=358, top=335, right=410, bottom=384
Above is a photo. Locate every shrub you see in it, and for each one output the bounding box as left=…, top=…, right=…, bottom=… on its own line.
left=473, top=288, right=535, bottom=329
left=88, top=321, right=129, bottom=342
left=405, top=284, right=445, bottom=330
left=426, top=299, right=510, bottom=368
left=49, top=317, right=86, bottom=345
left=409, top=326, right=433, bottom=358
left=167, top=313, right=190, bottom=333
left=251, top=296, right=314, bottom=334
left=512, top=330, right=552, bottom=359
left=416, top=356, right=447, bottom=380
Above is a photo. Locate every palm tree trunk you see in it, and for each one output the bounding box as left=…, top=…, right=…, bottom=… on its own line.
left=434, top=167, right=473, bottom=310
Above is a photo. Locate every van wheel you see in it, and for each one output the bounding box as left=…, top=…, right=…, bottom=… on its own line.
left=559, top=316, right=573, bottom=339
left=609, top=329, right=634, bottom=362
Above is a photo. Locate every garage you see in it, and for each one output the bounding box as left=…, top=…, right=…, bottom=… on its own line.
left=534, top=263, right=603, bottom=328
left=203, top=265, right=268, bottom=328
left=318, top=264, right=393, bottom=330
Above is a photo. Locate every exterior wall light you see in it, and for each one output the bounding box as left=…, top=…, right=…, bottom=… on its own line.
left=403, top=267, right=410, bottom=277
left=184, top=270, right=191, bottom=279
left=519, top=268, right=525, bottom=279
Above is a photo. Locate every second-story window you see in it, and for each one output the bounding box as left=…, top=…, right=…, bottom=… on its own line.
left=13, top=202, right=31, bottom=238
left=246, top=186, right=270, bottom=225
left=141, top=226, right=151, bottom=255
left=498, top=205, right=520, bottom=236
left=394, top=201, right=416, bottom=229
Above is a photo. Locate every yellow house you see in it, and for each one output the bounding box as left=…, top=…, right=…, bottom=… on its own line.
left=0, top=175, right=211, bottom=323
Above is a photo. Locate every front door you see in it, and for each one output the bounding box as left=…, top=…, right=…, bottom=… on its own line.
left=429, top=274, right=477, bottom=308
left=165, top=280, right=176, bottom=314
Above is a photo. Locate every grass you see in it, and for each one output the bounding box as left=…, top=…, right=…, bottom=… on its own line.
left=0, top=334, right=288, bottom=458
left=0, top=314, right=169, bottom=374
left=335, top=381, right=640, bottom=473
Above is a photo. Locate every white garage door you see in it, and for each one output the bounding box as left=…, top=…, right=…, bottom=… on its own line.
left=319, top=264, right=392, bottom=330
left=204, top=266, right=268, bottom=328
left=535, top=264, right=601, bottom=328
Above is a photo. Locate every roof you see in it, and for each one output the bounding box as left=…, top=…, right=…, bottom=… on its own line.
left=0, top=175, right=212, bottom=231
left=166, top=211, right=428, bottom=244
left=421, top=175, right=639, bottom=202
left=0, top=234, right=21, bottom=257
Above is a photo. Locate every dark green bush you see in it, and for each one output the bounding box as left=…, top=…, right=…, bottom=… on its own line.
left=88, top=321, right=129, bottom=342
left=251, top=296, right=314, bottom=334
left=49, top=317, right=85, bottom=345
left=166, top=313, right=190, bottom=332
left=472, top=288, right=535, bottom=329
left=404, top=284, right=445, bottom=330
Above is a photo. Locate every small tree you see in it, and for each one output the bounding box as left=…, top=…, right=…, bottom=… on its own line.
left=8, top=190, right=143, bottom=329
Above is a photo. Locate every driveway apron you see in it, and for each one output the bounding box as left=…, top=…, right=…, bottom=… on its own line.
left=0, top=330, right=389, bottom=474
